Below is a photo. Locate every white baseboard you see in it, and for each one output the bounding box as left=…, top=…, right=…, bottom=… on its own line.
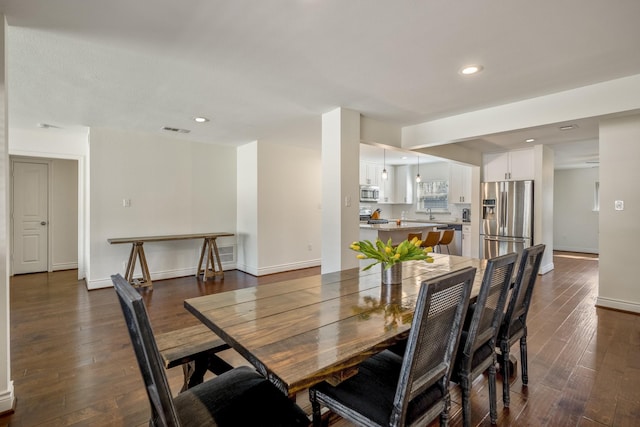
left=86, top=262, right=237, bottom=290
left=596, top=296, right=640, bottom=314
left=539, top=262, right=555, bottom=275
left=0, top=381, right=15, bottom=414
left=236, top=259, right=321, bottom=277
left=553, top=245, right=599, bottom=254
left=53, top=262, right=79, bottom=271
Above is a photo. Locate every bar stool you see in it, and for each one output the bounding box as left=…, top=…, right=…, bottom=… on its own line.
left=422, top=231, right=441, bottom=251
left=438, top=229, right=455, bottom=254
left=407, top=232, right=422, bottom=242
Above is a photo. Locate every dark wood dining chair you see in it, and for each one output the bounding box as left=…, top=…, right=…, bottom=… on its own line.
left=451, top=252, right=517, bottom=426
left=309, top=267, right=476, bottom=427
left=112, top=274, right=309, bottom=427
left=496, top=244, right=546, bottom=407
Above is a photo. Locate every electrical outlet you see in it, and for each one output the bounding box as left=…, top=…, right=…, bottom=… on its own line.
left=615, top=200, right=624, bottom=211
left=122, top=198, right=131, bottom=207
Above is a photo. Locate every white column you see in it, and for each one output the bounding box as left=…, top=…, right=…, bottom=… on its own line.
left=0, top=15, right=16, bottom=414
left=321, top=108, right=360, bottom=274
left=598, top=114, right=640, bottom=313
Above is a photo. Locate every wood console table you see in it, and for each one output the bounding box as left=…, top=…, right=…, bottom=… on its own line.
left=108, top=232, right=234, bottom=289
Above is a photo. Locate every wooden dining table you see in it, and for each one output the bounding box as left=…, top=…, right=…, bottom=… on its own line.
left=184, top=254, right=487, bottom=397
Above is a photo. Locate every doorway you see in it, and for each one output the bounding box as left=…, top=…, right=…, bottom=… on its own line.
left=11, top=157, right=79, bottom=275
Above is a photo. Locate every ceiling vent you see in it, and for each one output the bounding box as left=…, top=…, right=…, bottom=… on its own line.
left=161, top=126, right=190, bottom=134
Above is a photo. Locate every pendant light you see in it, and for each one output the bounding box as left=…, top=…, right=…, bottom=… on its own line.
left=416, top=156, right=421, bottom=183
left=381, top=149, right=388, bottom=180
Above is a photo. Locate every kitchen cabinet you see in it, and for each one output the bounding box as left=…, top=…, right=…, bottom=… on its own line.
left=449, top=163, right=471, bottom=203
left=483, top=148, right=534, bottom=182
left=462, top=225, right=471, bottom=257
left=360, top=161, right=383, bottom=186
left=394, top=165, right=414, bottom=204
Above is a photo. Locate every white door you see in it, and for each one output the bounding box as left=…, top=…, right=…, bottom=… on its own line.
left=13, top=161, right=49, bottom=274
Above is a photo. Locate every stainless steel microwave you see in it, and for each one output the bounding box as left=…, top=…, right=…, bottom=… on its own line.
left=360, top=185, right=379, bottom=202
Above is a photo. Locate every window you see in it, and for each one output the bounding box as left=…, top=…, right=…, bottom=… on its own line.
left=417, top=180, right=449, bottom=212
left=593, top=181, right=600, bottom=212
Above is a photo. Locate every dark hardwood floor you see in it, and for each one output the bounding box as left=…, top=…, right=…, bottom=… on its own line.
left=2, top=252, right=638, bottom=426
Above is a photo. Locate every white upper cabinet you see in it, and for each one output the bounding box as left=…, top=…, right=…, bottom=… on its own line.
left=394, top=165, right=414, bottom=204
left=483, top=148, right=534, bottom=181
left=449, top=163, right=471, bottom=203
left=360, top=161, right=383, bottom=186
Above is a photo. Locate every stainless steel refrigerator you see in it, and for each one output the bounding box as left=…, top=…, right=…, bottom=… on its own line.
left=480, top=180, right=533, bottom=259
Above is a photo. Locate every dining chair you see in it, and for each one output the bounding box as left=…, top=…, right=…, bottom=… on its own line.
left=422, top=231, right=441, bottom=251
left=451, top=252, right=517, bottom=426
left=112, top=274, right=309, bottom=427
left=437, top=229, right=455, bottom=254
left=309, top=267, right=476, bottom=427
left=496, top=244, right=546, bottom=408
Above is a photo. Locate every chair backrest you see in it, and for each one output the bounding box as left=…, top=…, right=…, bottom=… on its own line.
left=112, top=274, right=181, bottom=427
left=463, top=253, right=517, bottom=362
left=407, top=232, right=422, bottom=242
left=423, top=231, right=441, bottom=248
left=438, top=229, right=455, bottom=245
left=499, top=245, right=546, bottom=341
left=391, top=267, right=476, bottom=426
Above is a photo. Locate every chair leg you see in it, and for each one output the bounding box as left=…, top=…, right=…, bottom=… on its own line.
left=520, top=334, right=529, bottom=385
left=440, top=393, right=451, bottom=427
left=500, top=343, right=511, bottom=408
left=460, top=375, right=471, bottom=427
left=488, top=361, right=498, bottom=424
left=309, top=389, right=323, bottom=427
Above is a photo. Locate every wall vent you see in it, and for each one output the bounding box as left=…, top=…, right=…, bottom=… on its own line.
left=218, top=245, right=235, bottom=263
left=161, top=126, right=191, bottom=134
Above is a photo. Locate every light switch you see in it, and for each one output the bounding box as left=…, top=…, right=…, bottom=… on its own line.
left=345, top=196, right=351, bottom=207
left=123, top=198, right=131, bottom=207
left=614, top=200, right=624, bottom=211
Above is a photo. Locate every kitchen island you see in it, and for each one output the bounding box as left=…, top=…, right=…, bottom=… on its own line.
left=359, top=221, right=441, bottom=245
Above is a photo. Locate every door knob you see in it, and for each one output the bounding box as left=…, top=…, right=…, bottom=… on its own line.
left=40, top=221, right=47, bottom=226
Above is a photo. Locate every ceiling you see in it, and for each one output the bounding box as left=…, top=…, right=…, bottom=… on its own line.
left=2, top=0, right=640, bottom=169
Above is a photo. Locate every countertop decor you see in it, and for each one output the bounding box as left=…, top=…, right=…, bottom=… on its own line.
left=350, top=237, right=434, bottom=271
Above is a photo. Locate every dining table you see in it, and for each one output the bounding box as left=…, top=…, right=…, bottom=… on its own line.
left=184, top=253, right=487, bottom=397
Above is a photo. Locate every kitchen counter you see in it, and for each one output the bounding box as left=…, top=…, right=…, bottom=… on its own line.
left=359, top=221, right=441, bottom=231
left=359, top=221, right=443, bottom=247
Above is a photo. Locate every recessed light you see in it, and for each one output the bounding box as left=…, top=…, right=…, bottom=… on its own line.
left=525, top=138, right=535, bottom=143
left=460, top=65, right=483, bottom=75
left=559, top=125, right=576, bottom=131
left=193, top=117, right=209, bottom=123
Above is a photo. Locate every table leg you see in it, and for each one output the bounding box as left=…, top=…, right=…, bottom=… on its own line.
left=125, top=242, right=153, bottom=289
left=198, top=237, right=225, bottom=280
left=196, top=239, right=207, bottom=277
left=125, top=244, right=136, bottom=283
left=211, top=238, right=224, bottom=278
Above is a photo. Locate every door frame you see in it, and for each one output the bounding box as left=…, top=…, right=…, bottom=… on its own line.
left=10, top=154, right=84, bottom=279
left=10, top=157, right=53, bottom=274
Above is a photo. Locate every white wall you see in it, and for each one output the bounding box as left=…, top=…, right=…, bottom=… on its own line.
left=50, top=159, right=78, bottom=270
left=236, top=142, right=258, bottom=275
left=553, top=167, right=599, bottom=253
left=88, top=128, right=237, bottom=289
left=0, top=15, right=15, bottom=414
left=534, top=145, right=555, bottom=274
left=256, top=141, right=322, bottom=274
left=598, top=114, right=640, bottom=313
